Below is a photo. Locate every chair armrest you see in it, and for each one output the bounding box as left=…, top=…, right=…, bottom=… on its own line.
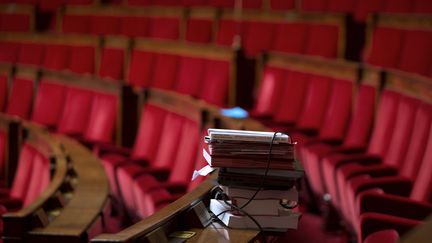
left=358, top=191, right=431, bottom=220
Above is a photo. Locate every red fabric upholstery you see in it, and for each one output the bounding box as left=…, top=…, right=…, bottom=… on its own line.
left=353, top=0, right=384, bottom=22
left=199, top=59, right=230, bottom=106
left=98, top=47, right=125, bottom=80
left=120, top=16, right=149, bottom=38
left=398, top=30, right=432, bottom=76
left=414, top=0, right=432, bottom=13
left=252, top=66, right=286, bottom=118
left=175, top=56, right=205, bottom=96
left=127, top=50, right=154, bottom=87
left=148, top=17, right=180, bottom=40
left=151, top=53, right=178, bottom=90
left=327, top=0, right=356, bottom=13
left=364, top=229, right=400, bottom=243
left=90, top=15, right=121, bottom=36
left=17, top=43, right=45, bottom=66
left=31, top=80, right=66, bottom=128
left=185, top=19, right=213, bottom=43
left=83, top=92, right=117, bottom=144
left=57, top=87, right=93, bottom=136
left=61, top=14, right=90, bottom=34
left=9, top=144, right=36, bottom=201
left=270, top=0, right=295, bottom=10
left=382, top=0, right=413, bottom=12
left=300, top=0, right=327, bottom=11
left=0, top=41, right=20, bottom=63
left=0, top=132, right=5, bottom=181
left=365, top=27, right=404, bottom=68
left=23, top=152, right=50, bottom=207
left=272, top=23, right=308, bottom=54
left=0, top=13, right=30, bottom=32
left=68, top=45, right=95, bottom=74
left=215, top=19, right=239, bottom=46
left=242, top=21, right=276, bottom=57
left=42, top=44, right=70, bottom=70
left=6, top=77, right=34, bottom=119
left=305, top=24, right=340, bottom=58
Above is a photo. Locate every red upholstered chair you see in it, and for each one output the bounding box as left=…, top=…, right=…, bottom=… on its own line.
left=57, top=87, right=93, bottom=136
left=270, top=0, right=295, bottom=10
left=300, top=0, right=327, bottom=11
left=150, top=53, right=179, bottom=90
left=115, top=113, right=184, bottom=216
left=0, top=143, right=36, bottom=210
left=6, top=77, right=34, bottom=119
left=413, top=0, right=432, bottom=13
left=90, top=15, right=121, bottom=36
left=0, top=41, right=20, bottom=63
left=148, top=17, right=180, bottom=40
left=42, top=44, right=70, bottom=70
left=363, top=230, right=399, bottom=243
left=127, top=50, right=154, bottom=87
left=61, top=14, right=90, bottom=34
left=382, top=0, right=413, bottom=13
left=272, top=23, right=308, bottom=54
left=182, top=0, right=209, bottom=6
left=364, top=27, right=404, bottom=69
left=199, top=59, right=230, bottom=106
left=100, top=104, right=166, bottom=199
left=209, top=0, right=234, bottom=8
left=215, top=19, right=239, bottom=46
left=251, top=66, right=286, bottom=118
left=22, top=151, right=50, bottom=207
left=120, top=16, right=149, bottom=38
left=0, top=75, right=7, bottom=111
left=0, top=131, right=6, bottom=182
left=152, top=0, right=178, bottom=5
left=326, top=0, right=356, bottom=13
left=82, top=92, right=117, bottom=145
left=175, top=56, right=205, bottom=97
left=352, top=0, right=384, bottom=22
left=0, top=12, right=31, bottom=32
left=68, top=45, right=95, bottom=74
left=67, top=0, right=95, bottom=5
left=17, top=43, right=45, bottom=66
left=398, top=30, right=432, bottom=76
left=127, top=0, right=152, bottom=5
left=302, top=84, right=377, bottom=196
left=242, top=21, right=276, bottom=57
left=31, top=80, right=66, bottom=129
left=321, top=90, right=401, bottom=208
left=132, top=119, right=199, bottom=218
left=305, top=24, right=340, bottom=58
left=185, top=18, right=213, bottom=43
left=98, top=47, right=125, bottom=81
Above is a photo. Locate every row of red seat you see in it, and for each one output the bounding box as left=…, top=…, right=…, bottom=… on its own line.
left=0, top=70, right=118, bottom=146
left=251, top=53, right=432, bottom=242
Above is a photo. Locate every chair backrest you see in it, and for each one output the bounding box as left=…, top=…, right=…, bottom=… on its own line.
left=127, top=50, right=154, bottom=87
left=31, top=80, right=66, bottom=128
left=99, top=47, right=125, bottom=80
left=366, top=90, right=400, bottom=156
left=398, top=29, right=432, bottom=76
left=90, top=15, right=121, bottom=36
left=185, top=18, right=213, bottom=43
left=57, top=87, right=93, bottom=136
left=150, top=113, right=184, bottom=169
left=304, top=24, right=340, bottom=58
left=23, top=151, right=50, bottom=207
left=17, top=43, right=45, bottom=66
left=0, top=41, right=20, bottom=63
left=148, top=17, right=180, bottom=40
left=272, top=23, right=308, bottom=54
left=42, top=44, right=71, bottom=70
left=364, top=27, right=404, bottom=69
left=151, top=53, right=179, bottom=90
left=6, top=77, right=34, bottom=119
left=242, top=21, right=276, bottom=57
left=175, top=56, right=205, bottom=97
left=168, top=119, right=200, bottom=183
left=120, top=16, right=149, bottom=38
left=131, top=104, right=167, bottom=161
left=199, top=59, right=230, bottom=106
left=0, top=131, right=6, bottom=181
left=10, top=143, right=36, bottom=201
left=68, top=45, right=96, bottom=74
left=343, top=84, right=377, bottom=149
left=0, top=74, right=7, bottom=111
left=83, top=92, right=118, bottom=144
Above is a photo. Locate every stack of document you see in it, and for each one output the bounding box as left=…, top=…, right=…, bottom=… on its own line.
left=204, top=129, right=304, bottom=231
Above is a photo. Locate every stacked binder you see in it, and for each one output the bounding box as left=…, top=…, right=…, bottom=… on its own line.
left=204, top=129, right=304, bottom=232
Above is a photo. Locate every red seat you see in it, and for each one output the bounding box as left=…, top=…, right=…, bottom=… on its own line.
left=132, top=119, right=199, bottom=218
left=120, top=16, right=149, bottom=38
left=0, top=13, right=31, bottom=32
left=242, top=21, right=276, bottom=57
left=68, top=45, right=95, bottom=74
left=327, top=0, right=356, bottom=13
left=23, top=151, right=50, bottom=207
left=150, top=53, right=179, bottom=90
left=42, top=44, right=70, bottom=70
left=61, top=14, right=90, bottom=34
left=148, top=17, right=180, bottom=40
left=90, top=15, right=121, bottom=36
left=199, top=59, right=230, bottom=106
left=31, top=80, right=66, bottom=129
left=127, top=50, right=154, bottom=87
left=364, top=27, right=404, bottom=69
left=127, top=0, right=152, bottom=6
left=413, top=0, right=432, bottom=13
left=6, top=77, right=34, bottom=119
left=305, top=24, right=340, bottom=58
left=272, top=23, right=308, bottom=54
left=185, top=18, right=213, bottom=43
left=353, top=0, right=384, bottom=22
left=215, top=19, right=239, bottom=46
left=398, top=30, right=432, bottom=76
left=17, top=43, right=45, bottom=66
left=0, top=74, right=7, bottom=111
left=57, top=87, right=93, bottom=136
left=382, top=0, right=413, bottom=13
left=270, top=0, right=295, bottom=10
left=300, top=0, right=327, bottom=11
left=82, top=92, right=117, bottom=144
left=175, top=56, right=205, bottom=96
left=0, top=41, right=20, bottom=63
left=98, top=47, right=125, bottom=80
